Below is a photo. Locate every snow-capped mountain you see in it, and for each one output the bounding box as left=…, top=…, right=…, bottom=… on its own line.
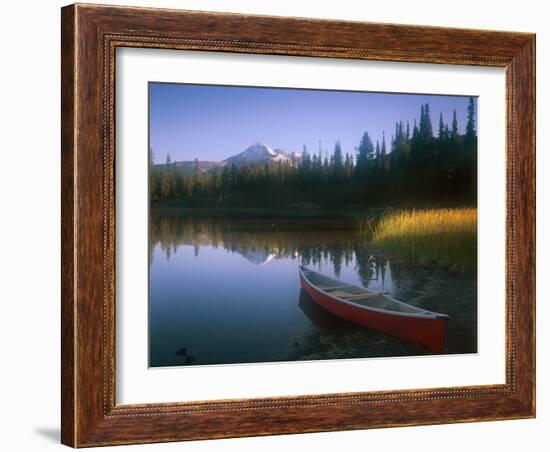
left=224, top=142, right=289, bottom=165
left=157, top=142, right=299, bottom=174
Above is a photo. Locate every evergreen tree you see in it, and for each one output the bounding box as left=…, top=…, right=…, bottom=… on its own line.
left=299, top=144, right=312, bottom=188
left=373, top=140, right=383, bottom=200
left=160, top=154, right=175, bottom=199
left=355, top=131, right=374, bottom=178
left=331, top=141, right=344, bottom=178
left=322, top=153, right=330, bottom=181
left=463, top=97, right=478, bottom=203
left=419, top=103, right=433, bottom=141
left=344, top=153, right=353, bottom=179
left=193, top=158, right=199, bottom=177
left=149, top=149, right=160, bottom=201
left=381, top=132, right=387, bottom=165
left=451, top=109, right=459, bottom=141
left=301, top=144, right=311, bottom=169
left=210, top=168, right=222, bottom=201
left=464, top=97, right=476, bottom=148
left=312, top=153, right=319, bottom=173
left=426, top=104, right=433, bottom=138
left=230, top=163, right=239, bottom=189
left=221, top=164, right=231, bottom=202
left=438, top=112, right=445, bottom=138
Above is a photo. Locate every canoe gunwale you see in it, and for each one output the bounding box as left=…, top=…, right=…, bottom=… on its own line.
left=299, top=266, right=449, bottom=320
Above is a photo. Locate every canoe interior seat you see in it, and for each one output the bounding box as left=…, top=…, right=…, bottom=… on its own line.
left=331, top=290, right=353, bottom=298
left=332, top=290, right=381, bottom=299
left=355, top=295, right=422, bottom=313
left=319, top=284, right=351, bottom=291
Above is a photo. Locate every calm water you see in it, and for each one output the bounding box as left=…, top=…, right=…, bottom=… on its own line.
left=149, top=212, right=477, bottom=367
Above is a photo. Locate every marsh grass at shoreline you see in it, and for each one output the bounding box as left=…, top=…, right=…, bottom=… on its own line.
left=370, top=208, right=477, bottom=272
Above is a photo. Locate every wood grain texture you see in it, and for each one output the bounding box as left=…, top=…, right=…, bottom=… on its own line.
left=60, top=5, right=76, bottom=447
left=60, top=3, right=536, bottom=447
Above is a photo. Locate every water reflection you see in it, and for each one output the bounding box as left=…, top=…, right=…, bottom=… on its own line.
left=149, top=212, right=477, bottom=367
left=150, top=214, right=382, bottom=287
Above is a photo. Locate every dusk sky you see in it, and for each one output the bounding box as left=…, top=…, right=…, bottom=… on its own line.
left=149, top=83, right=476, bottom=164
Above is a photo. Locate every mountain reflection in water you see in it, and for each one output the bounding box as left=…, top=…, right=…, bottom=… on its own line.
left=148, top=212, right=477, bottom=367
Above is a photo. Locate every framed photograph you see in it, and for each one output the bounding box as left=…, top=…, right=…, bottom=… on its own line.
left=61, top=3, right=535, bottom=447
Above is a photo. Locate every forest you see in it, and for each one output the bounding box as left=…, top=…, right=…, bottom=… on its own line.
left=150, top=98, right=477, bottom=209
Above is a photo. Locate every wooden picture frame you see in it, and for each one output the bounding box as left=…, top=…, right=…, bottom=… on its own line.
left=61, top=3, right=535, bottom=447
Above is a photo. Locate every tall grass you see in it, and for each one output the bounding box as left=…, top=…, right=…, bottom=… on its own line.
left=370, top=208, right=477, bottom=272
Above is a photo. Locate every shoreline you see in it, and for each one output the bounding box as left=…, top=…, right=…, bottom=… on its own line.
left=150, top=205, right=385, bottom=219
left=149, top=203, right=474, bottom=219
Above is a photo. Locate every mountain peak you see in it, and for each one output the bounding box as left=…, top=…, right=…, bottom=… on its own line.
left=246, top=142, right=277, bottom=156
left=224, top=142, right=289, bottom=165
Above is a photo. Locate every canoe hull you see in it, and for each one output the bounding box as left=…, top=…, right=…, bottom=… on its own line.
left=299, top=271, right=448, bottom=353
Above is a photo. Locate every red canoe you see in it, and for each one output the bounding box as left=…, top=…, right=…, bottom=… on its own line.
left=299, top=266, right=449, bottom=353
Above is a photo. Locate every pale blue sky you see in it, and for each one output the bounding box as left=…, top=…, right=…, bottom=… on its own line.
left=149, top=82, right=475, bottom=164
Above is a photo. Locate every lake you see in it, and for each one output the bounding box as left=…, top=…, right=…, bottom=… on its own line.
left=149, top=211, right=477, bottom=367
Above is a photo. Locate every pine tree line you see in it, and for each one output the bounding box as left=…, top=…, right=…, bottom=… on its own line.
left=150, top=98, right=477, bottom=208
